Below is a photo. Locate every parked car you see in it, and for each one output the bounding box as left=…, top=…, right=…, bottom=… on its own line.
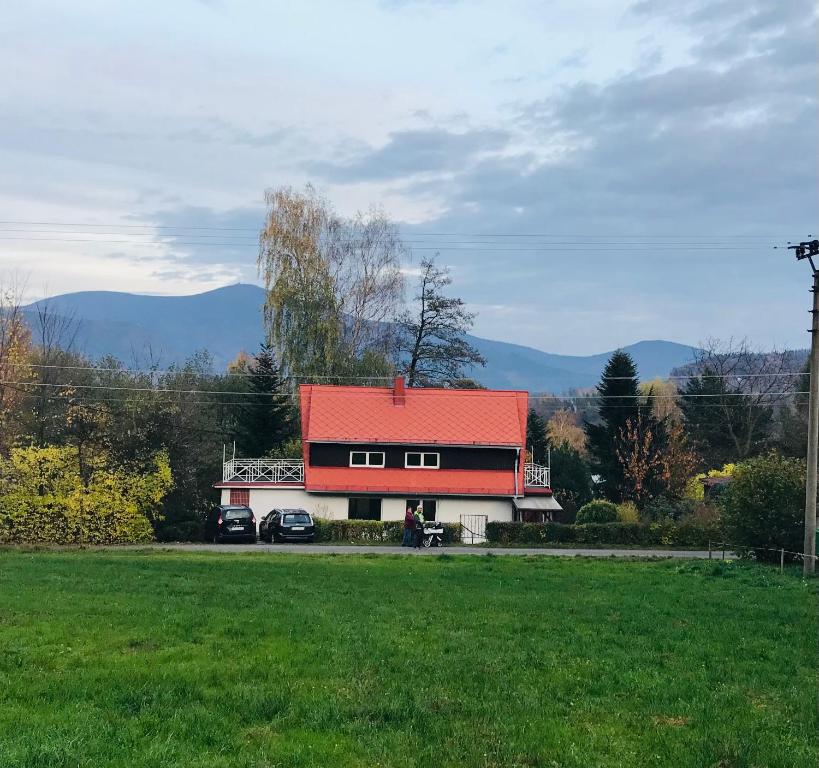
left=205, top=504, right=256, bottom=543
left=260, top=509, right=315, bottom=543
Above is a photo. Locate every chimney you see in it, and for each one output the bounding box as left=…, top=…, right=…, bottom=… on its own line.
left=393, top=375, right=406, bottom=406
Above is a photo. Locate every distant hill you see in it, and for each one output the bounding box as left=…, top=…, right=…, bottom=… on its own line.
left=23, top=284, right=700, bottom=393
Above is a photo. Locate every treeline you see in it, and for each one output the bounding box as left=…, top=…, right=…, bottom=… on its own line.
left=526, top=342, right=809, bottom=558
left=0, top=286, right=297, bottom=540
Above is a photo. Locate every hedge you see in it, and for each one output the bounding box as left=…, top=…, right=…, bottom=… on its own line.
left=485, top=520, right=721, bottom=548
left=313, top=518, right=461, bottom=545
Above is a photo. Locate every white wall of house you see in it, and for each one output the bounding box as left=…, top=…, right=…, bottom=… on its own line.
left=220, top=488, right=345, bottom=520
left=220, top=488, right=514, bottom=528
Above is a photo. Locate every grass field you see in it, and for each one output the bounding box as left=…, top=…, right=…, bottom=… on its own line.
left=0, top=551, right=816, bottom=768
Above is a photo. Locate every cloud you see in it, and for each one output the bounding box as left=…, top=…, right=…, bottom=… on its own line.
left=146, top=204, right=265, bottom=273
left=309, top=127, right=511, bottom=182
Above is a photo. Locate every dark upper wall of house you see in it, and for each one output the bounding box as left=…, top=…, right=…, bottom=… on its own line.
left=308, top=443, right=517, bottom=471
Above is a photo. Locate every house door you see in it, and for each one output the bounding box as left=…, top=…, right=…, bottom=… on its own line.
left=460, top=514, right=487, bottom=544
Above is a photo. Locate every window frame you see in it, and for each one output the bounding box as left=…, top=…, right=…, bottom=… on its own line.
left=404, top=451, right=440, bottom=469
left=348, top=497, right=382, bottom=521
left=229, top=488, right=250, bottom=506
left=349, top=450, right=385, bottom=468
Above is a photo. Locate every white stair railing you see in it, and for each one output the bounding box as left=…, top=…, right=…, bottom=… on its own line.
left=524, top=462, right=550, bottom=488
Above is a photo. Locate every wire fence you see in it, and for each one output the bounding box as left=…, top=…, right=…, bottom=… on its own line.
left=707, top=540, right=819, bottom=572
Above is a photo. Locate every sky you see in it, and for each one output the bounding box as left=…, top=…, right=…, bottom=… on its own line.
left=0, top=0, right=816, bottom=355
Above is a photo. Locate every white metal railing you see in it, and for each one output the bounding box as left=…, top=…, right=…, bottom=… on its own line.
left=524, top=462, right=550, bottom=488
left=223, top=458, right=305, bottom=484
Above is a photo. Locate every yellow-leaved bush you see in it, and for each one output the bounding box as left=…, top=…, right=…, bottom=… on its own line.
left=0, top=445, right=173, bottom=544
left=683, top=463, right=736, bottom=501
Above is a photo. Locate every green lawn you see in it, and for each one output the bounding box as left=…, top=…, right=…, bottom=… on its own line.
left=0, top=551, right=816, bottom=768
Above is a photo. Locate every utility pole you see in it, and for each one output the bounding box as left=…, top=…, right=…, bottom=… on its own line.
left=789, top=239, right=819, bottom=576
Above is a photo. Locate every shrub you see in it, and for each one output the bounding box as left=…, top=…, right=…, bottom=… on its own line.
left=641, top=496, right=697, bottom=522
left=485, top=520, right=720, bottom=548
left=720, top=453, right=805, bottom=562
left=617, top=501, right=640, bottom=523
left=314, top=518, right=461, bottom=545
left=0, top=446, right=172, bottom=545
left=485, top=521, right=576, bottom=545
left=576, top=500, right=619, bottom=524
left=684, top=464, right=736, bottom=501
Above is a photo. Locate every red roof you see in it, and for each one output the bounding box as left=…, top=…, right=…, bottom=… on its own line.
left=300, top=383, right=528, bottom=447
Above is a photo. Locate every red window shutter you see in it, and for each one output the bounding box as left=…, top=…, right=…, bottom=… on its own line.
left=230, top=489, right=250, bottom=506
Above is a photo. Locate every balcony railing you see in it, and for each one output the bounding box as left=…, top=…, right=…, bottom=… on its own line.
left=223, top=458, right=305, bottom=484
left=524, top=462, right=550, bottom=488
left=223, top=458, right=548, bottom=488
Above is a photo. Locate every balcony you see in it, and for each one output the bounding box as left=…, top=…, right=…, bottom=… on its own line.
left=223, top=458, right=305, bottom=484
left=222, top=458, right=548, bottom=490
left=524, top=462, right=550, bottom=488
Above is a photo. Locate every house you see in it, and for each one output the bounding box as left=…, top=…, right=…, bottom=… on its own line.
left=215, top=377, right=560, bottom=540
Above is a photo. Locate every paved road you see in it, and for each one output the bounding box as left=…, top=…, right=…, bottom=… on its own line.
left=144, top=543, right=722, bottom=559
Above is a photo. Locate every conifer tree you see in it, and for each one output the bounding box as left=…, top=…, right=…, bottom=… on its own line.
left=526, top=409, right=548, bottom=464
left=584, top=350, right=641, bottom=502
left=236, top=344, right=293, bottom=457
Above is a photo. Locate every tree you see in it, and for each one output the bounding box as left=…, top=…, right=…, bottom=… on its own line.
left=720, top=452, right=805, bottom=562
left=679, top=340, right=799, bottom=468
left=615, top=413, right=665, bottom=507
left=27, top=301, right=82, bottom=447
left=526, top=409, right=548, bottom=464
left=546, top=408, right=586, bottom=455
left=234, top=344, right=294, bottom=457
left=584, top=350, right=642, bottom=502
left=779, top=363, right=809, bottom=458
left=549, top=444, right=593, bottom=519
left=397, top=257, right=485, bottom=387
left=257, top=185, right=404, bottom=379
left=0, top=277, right=32, bottom=454
left=639, top=377, right=681, bottom=422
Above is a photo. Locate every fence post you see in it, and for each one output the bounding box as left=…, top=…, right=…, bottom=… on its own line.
left=708, top=540, right=712, bottom=560
left=780, top=548, right=785, bottom=574
left=722, top=542, right=725, bottom=561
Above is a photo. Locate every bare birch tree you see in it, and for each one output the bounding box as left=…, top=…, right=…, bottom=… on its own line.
left=258, top=186, right=404, bottom=380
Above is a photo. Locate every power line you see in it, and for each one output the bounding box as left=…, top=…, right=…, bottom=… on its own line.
left=0, top=379, right=807, bottom=399
left=4, top=362, right=808, bottom=381
left=0, top=229, right=781, bottom=246
left=21, top=391, right=784, bottom=410
left=0, top=236, right=767, bottom=252
left=0, top=219, right=787, bottom=238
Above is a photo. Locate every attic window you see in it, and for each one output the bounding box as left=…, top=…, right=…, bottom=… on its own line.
left=405, top=452, right=440, bottom=469
left=349, top=451, right=385, bottom=468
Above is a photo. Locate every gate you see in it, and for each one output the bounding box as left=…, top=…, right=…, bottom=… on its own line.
left=460, top=514, right=487, bottom=544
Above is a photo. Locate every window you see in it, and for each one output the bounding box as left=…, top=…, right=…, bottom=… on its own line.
left=406, top=499, right=437, bottom=520
left=282, top=513, right=312, bottom=525
left=405, top=452, right=440, bottom=469
left=223, top=507, right=252, bottom=520
left=229, top=489, right=250, bottom=506
left=348, top=497, right=382, bottom=520
left=349, top=451, right=385, bottom=467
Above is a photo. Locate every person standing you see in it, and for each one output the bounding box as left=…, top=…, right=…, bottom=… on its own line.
left=402, top=506, right=414, bottom=547
left=413, top=504, right=425, bottom=549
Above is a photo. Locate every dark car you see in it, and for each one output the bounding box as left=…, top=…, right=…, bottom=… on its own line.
left=260, top=509, right=315, bottom=543
left=205, top=504, right=256, bottom=543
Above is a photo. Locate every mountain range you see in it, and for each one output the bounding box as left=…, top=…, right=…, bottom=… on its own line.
left=23, top=284, right=700, bottom=393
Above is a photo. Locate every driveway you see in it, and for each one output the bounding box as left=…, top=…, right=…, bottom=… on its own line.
left=145, top=543, right=724, bottom=559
